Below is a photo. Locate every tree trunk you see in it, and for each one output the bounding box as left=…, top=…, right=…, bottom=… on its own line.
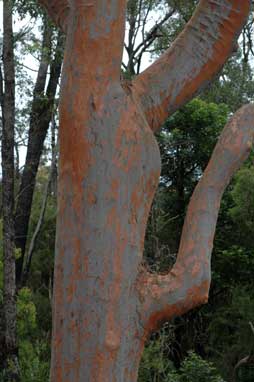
left=1, top=1, right=19, bottom=380
left=37, top=1, right=252, bottom=381
left=51, top=4, right=159, bottom=380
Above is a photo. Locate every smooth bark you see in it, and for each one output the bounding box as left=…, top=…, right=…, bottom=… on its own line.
left=37, top=1, right=252, bottom=381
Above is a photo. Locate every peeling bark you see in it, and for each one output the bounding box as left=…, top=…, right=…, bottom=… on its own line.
left=37, top=0, right=252, bottom=381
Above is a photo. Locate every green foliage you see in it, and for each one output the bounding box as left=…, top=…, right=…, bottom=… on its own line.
left=160, top=98, right=229, bottom=178
left=19, top=340, right=50, bottom=382
left=236, top=363, right=254, bottom=382
left=213, top=246, right=254, bottom=287
left=202, top=52, right=254, bottom=112
left=0, top=277, right=51, bottom=381
left=205, top=287, right=254, bottom=379
left=13, top=0, right=45, bottom=20
left=139, top=345, right=225, bottom=382
left=177, top=352, right=225, bottom=382
left=139, top=335, right=175, bottom=382
left=0, top=178, right=53, bottom=380
left=15, top=170, right=55, bottom=380
left=17, top=288, right=37, bottom=339
left=17, top=288, right=50, bottom=382
left=145, top=99, right=229, bottom=266
left=153, top=0, right=198, bottom=55
left=229, top=167, right=254, bottom=246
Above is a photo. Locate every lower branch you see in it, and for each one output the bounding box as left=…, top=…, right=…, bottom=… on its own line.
left=137, top=104, right=254, bottom=335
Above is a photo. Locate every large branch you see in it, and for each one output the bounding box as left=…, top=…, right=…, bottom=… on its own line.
left=137, top=104, right=254, bottom=335
left=132, top=0, right=251, bottom=132
left=38, top=0, right=69, bottom=32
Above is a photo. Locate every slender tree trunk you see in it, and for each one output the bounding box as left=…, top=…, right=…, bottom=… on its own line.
left=37, top=1, right=252, bottom=381
left=1, top=1, right=19, bottom=380
left=22, top=117, right=58, bottom=285
left=15, top=28, right=63, bottom=284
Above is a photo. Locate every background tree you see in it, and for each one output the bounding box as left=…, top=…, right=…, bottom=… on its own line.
left=14, top=18, right=63, bottom=285
left=124, top=0, right=176, bottom=76
left=0, top=1, right=62, bottom=378
left=0, top=1, right=19, bottom=380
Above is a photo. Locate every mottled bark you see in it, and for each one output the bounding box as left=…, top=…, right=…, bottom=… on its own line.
left=1, top=1, right=19, bottom=380
left=37, top=0, right=251, bottom=381
left=15, top=29, right=63, bottom=284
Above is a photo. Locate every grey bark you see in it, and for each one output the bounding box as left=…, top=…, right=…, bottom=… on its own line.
left=0, top=1, right=19, bottom=380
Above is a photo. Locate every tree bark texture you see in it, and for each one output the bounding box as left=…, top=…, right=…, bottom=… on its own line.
left=1, top=1, right=19, bottom=379
left=38, top=1, right=252, bottom=381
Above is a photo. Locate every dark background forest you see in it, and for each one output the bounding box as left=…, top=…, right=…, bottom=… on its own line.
left=0, top=1, right=254, bottom=381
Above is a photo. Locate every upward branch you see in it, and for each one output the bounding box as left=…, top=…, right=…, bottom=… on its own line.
left=137, top=104, right=254, bottom=335
left=133, top=0, right=251, bottom=132
left=38, top=0, right=69, bottom=32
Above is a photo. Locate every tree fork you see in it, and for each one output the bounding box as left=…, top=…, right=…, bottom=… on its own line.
left=137, top=104, right=254, bottom=335
left=38, top=1, right=251, bottom=381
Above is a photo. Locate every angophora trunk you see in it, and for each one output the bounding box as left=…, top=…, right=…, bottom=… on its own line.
left=36, top=0, right=252, bottom=381
left=52, top=2, right=160, bottom=380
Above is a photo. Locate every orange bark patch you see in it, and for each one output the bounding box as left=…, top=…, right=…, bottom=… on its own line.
left=106, top=178, right=120, bottom=201
left=106, top=206, right=117, bottom=228
left=144, top=280, right=210, bottom=336
left=87, top=184, right=98, bottom=205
